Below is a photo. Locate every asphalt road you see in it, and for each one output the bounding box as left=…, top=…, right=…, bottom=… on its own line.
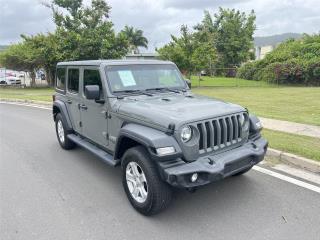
left=1, top=103, right=320, bottom=240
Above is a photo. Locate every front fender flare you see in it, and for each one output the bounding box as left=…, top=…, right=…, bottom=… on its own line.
left=115, top=123, right=182, bottom=161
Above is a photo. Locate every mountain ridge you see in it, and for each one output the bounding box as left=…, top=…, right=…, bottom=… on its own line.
left=254, top=33, right=302, bottom=47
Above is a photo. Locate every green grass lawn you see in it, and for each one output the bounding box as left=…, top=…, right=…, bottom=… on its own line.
left=0, top=87, right=54, bottom=102
left=1, top=86, right=319, bottom=126
left=263, top=129, right=320, bottom=161
left=193, top=87, right=320, bottom=126
left=190, top=76, right=272, bottom=87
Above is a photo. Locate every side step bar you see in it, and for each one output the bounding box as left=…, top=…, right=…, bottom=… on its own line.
left=67, top=134, right=120, bottom=167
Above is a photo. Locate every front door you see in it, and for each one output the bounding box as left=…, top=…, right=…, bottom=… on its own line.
left=65, top=67, right=82, bottom=133
left=80, top=67, right=109, bottom=147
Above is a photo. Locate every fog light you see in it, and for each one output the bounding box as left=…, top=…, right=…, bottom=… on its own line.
left=156, top=147, right=175, bottom=156
left=191, top=173, right=198, bottom=182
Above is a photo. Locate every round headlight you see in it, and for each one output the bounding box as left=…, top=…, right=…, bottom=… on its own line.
left=181, top=126, right=192, bottom=143
left=240, top=114, right=249, bottom=131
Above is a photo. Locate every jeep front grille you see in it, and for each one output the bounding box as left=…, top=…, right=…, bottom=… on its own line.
left=194, top=113, right=248, bottom=154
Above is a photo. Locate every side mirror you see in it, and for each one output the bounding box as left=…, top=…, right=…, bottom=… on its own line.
left=185, top=79, right=191, bottom=89
left=85, top=85, right=100, bottom=100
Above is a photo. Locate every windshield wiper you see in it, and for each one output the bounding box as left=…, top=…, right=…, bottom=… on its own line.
left=145, top=87, right=183, bottom=93
left=113, top=89, right=153, bottom=96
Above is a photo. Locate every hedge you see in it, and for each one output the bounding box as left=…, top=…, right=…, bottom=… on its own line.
left=237, top=34, right=320, bottom=86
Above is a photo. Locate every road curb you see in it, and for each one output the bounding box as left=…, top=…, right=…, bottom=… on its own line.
left=267, top=148, right=320, bottom=173
left=0, top=98, right=51, bottom=107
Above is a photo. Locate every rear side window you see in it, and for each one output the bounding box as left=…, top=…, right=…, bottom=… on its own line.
left=56, top=68, right=66, bottom=90
left=83, top=69, right=103, bottom=97
left=67, top=68, right=79, bottom=93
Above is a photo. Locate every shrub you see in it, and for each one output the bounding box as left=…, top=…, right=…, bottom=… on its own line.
left=237, top=61, right=257, bottom=80
left=237, top=34, right=320, bottom=86
left=304, top=59, right=320, bottom=86
left=255, top=62, right=278, bottom=83
left=269, top=60, right=303, bottom=84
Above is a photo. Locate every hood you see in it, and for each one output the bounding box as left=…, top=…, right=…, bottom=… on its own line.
left=117, top=93, right=246, bottom=130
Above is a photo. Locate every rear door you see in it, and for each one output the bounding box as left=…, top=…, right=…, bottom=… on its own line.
left=80, top=67, right=109, bottom=146
left=66, top=67, right=82, bottom=134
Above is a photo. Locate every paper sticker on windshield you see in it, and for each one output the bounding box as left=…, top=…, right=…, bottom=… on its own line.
left=118, top=71, right=136, bottom=87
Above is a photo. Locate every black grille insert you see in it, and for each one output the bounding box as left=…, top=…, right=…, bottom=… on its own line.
left=195, top=113, right=248, bottom=153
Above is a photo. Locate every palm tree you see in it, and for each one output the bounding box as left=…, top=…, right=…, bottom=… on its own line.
left=121, top=26, right=148, bottom=53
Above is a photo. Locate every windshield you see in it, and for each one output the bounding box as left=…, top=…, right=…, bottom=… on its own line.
left=105, top=64, right=186, bottom=93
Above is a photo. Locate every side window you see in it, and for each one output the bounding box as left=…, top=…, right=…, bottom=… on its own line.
left=56, top=67, right=66, bottom=90
left=67, top=68, right=79, bottom=93
left=83, top=69, right=103, bottom=98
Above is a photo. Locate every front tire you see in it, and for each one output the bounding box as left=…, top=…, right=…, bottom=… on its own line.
left=122, top=146, right=172, bottom=216
left=55, top=113, right=75, bottom=150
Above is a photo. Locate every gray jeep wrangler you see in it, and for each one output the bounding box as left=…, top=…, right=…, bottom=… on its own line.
left=53, top=60, right=268, bottom=215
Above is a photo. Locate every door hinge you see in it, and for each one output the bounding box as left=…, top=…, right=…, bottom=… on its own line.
left=105, top=111, right=111, bottom=119
left=109, top=135, right=117, bottom=143
left=102, top=131, right=109, bottom=140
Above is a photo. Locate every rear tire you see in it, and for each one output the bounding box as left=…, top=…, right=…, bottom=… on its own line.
left=55, top=113, right=75, bottom=150
left=122, top=146, right=172, bottom=216
left=232, top=166, right=252, bottom=176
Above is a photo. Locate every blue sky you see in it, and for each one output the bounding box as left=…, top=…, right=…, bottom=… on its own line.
left=0, top=0, right=319, bottom=50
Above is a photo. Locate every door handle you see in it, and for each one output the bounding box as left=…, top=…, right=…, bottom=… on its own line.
left=67, top=99, right=72, bottom=104
left=79, top=104, right=88, bottom=110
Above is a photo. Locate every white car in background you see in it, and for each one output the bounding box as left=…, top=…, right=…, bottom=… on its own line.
left=0, top=76, right=22, bottom=85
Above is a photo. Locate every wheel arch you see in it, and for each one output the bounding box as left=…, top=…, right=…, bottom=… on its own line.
left=52, top=100, right=73, bottom=131
left=114, top=136, right=143, bottom=162
left=114, top=123, right=182, bottom=163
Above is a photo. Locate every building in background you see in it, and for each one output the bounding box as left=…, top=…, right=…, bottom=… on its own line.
left=255, top=45, right=276, bottom=60
left=253, top=33, right=302, bottom=60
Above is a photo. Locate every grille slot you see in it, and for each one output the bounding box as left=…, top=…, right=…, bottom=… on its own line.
left=204, top=122, right=211, bottom=148
left=196, top=113, right=248, bottom=153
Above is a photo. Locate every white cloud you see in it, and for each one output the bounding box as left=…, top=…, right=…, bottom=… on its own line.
left=0, top=0, right=55, bottom=44
left=0, top=0, right=319, bottom=50
left=161, top=0, right=250, bottom=9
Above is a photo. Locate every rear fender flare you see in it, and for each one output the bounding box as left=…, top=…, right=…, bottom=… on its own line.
left=53, top=100, right=73, bottom=131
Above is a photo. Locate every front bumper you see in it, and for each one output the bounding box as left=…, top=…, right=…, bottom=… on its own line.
left=159, top=137, right=268, bottom=188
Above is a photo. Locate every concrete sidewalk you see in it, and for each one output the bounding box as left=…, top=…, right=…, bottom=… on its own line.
left=260, top=117, right=320, bottom=139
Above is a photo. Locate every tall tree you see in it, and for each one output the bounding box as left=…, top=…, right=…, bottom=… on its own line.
left=21, top=34, right=60, bottom=86
left=1, top=0, right=148, bottom=86
left=213, top=8, right=256, bottom=67
left=0, top=41, right=42, bottom=86
left=0, top=33, right=61, bottom=86
left=120, top=26, right=148, bottom=53
left=158, top=8, right=255, bottom=75
left=47, top=0, right=129, bottom=60
left=193, top=10, right=216, bottom=75
left=194, top=10, right=215, bottom=39
left=157, top=25, right=195, bottom=76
